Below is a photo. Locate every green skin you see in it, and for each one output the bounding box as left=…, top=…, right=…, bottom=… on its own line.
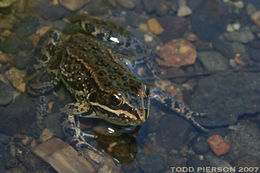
left=27, top=14, right=207, bottom=150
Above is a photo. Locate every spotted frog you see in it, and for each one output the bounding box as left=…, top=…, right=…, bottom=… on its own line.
left=27, top=14, right=206, bottom=150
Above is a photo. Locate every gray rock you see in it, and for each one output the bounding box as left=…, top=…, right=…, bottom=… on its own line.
left=231, top=42, right=246, bottom=54
left=190, top=72, right=260, bottom=127
left=0, top=95, right=36, bottom=135
left=116, top=0, right=135, bottom=9
left=223, top=31, right=255, bottom=43
left=0, top=81, right=14, bottom=106
left=205, top=154, right=233, bottom=173
left=198, top=51, right=229, bottom=71
left=137, top=153, right=166, bottom=173
left=191, top=136, right=209, bottom=154
left=226, top=120, right=260, bottom=160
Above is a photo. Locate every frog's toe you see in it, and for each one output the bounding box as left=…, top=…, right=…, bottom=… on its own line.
left=193, top=112, right=207, bottom=117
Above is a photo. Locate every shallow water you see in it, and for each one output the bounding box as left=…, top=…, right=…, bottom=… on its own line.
left=0, top=0, right=260, bottom=172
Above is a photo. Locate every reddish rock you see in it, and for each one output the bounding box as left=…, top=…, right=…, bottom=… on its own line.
left=207, top=134, right=230, bottom=156
left=0, top=53, right=8, bottom=64
left=157, top=39, right=197, bottom=67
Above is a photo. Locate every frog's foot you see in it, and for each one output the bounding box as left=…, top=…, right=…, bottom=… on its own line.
left=151, top=88, right=208, bottom=132
left=61, top=103, right=98, bottom=151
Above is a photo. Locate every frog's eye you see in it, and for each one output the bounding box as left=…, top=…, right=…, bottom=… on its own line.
left=111, top=93, right=122, bottom=106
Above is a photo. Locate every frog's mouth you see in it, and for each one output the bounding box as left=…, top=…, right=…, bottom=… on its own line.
left=88, top=92, right=150, bottom=126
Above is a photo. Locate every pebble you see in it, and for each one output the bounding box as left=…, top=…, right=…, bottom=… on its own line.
left=37, top=2, right=69, bottom=21
left=157, top=39, right=197, bottom=67
left=5, top=67, right=26, bottom=93
left=138, top=23, right=149, bottom=33
left=191, top=12, right=224, bottom=41
left=207, top=135, right=230, bottom=156
left=251, top=11, right=260, bottom=28
left=0, top=53, right=8, bottom=64
left=0, top=80, right=14, bottom=106
left=147, top=18, right=164, bottom=35
left=191, top=136, right=209, bottom=154
left=197, top=51, right=229, bottom=71
left=246, top=3, right=256, bottom=16
left=158, top=16, right=188, bottom=42
left=40, top=129, right=54, bottom=142
left=116, top=0, right=135, bottom=9
left=0, top=37, right=20, bottom=54
left=177, top=0, right=192, bottom=17
left=142, top=0, right=157, bottom=13
left=226, top=22, right=240, bottom=32
left=59, top=0, right=90, bottom=11
left=144, top=34, right=153, bottom=42
left=223, top=31, right=254, bottom=43
left=0, top=0, right=16, bottom=8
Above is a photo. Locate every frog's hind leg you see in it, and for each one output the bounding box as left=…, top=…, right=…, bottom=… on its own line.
left=61, top=103, right=98, bottom=151
left=150, top=88, right=208, bottom=132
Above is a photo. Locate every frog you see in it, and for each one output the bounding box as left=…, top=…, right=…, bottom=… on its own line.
left=26, top=14, right=207, bottom=150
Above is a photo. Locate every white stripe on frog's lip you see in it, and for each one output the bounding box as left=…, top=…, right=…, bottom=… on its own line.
left=89, top=101, right=147, bottom=125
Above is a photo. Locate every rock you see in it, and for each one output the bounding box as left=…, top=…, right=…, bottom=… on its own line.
left=248, top=47, right=260, bottom=62
left=147, top=18, right=164, bottom=35
left=191, top=12, right=224, bottom=41
left=40, top=129, right=54, bottom=142
left=226, top=120, right=260, bottom=160
left=155, top=112, right=193, bottom=150
left=223, top=31, right=255, bottom=43
left=0, top=0, right=16, bottom=8
left=137, top=153, right=166, bottom=173
left=0, top=37, right=20, bottom=54
left=116, top=0, right=135, bottom=9
left=0, top=53, right=8, bottom=64
left=158, top=16, right=188, bottom=42
left=207, top=135, right=230, bottom=156
left=246, top=3, right=256, bottom=16
left=157, top=39, right=197, bottom=67
left=212, top=39, right=235, bottom=59
left=0, top=80, right=14, bottom=106
left=177, top=5, right=192, bottom=17
left=233, top=155, right=260, bottom=168
left=37, top=2, right=69, bottom=21
left=190, top=72, right=260, bottom=127
left=197, top=51, right=229, bottom=71
left=59, top=0, right=90, bottom=11
left=5, top=67, right=26, bottom=93
left=14, top=55, right=28, bottom=70
left=204, top=154, right=233, bottom=172
left=191, top=136, right=209, bottom=154
left=156, top=4, right=169, bottom=16
left=15, top=16, right=40, bottom=38
left=144, top=34, right=153, bottom=42
left=251, top=11, right=260, bottom=28
left=33, top=138, right=95, bottom=173
left=0, top=95, right=36, bottom=135
left=231, top=42, right=246, bottom=54
left=142, top=0, right=157, bottom=13
left=178, top=0, right=192, bottom=17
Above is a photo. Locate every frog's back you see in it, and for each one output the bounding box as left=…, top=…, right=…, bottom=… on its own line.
left=58, top=33, right=143, bottom=95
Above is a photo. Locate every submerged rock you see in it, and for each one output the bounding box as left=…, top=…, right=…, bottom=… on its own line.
left=191, top=72, right=260, bottom=127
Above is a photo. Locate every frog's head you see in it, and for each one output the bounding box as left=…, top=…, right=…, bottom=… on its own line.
left=88, top=83, right=150, bottom=126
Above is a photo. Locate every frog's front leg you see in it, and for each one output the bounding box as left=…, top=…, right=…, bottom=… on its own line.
left=150, top=88, right=208, bottom=132
left=61, top=102, right=98, bottom=151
